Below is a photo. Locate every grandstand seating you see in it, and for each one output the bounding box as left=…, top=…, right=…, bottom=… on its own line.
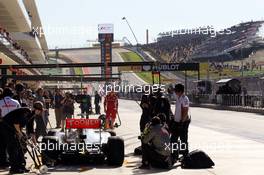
left=146, top=21, right=264, bottom=63
left=0, top=27, right=32, bottom=63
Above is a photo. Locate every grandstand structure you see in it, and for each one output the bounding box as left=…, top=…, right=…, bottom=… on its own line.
left=0, top=0, right=48, bottom=75
left=146, top=21, right=264, bottom=63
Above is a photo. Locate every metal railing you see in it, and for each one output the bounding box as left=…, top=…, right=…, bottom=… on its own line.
left=118, top=91, right=264, bottom=111
left=190, top=93, right=264, bottom=109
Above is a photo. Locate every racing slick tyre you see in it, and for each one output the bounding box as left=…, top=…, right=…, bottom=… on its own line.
left=41, top=136, right=61, bottom=166
left=106, top=136, right=124, bottom=166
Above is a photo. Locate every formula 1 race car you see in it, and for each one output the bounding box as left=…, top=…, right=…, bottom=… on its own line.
left=41, top=115, right=124, bottom=167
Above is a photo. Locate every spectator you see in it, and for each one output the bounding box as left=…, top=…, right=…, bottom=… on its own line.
left=146, top=21, right=264, bottom=63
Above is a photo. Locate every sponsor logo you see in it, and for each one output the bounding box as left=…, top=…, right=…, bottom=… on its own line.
left=66, top=119, right=101, bottom=129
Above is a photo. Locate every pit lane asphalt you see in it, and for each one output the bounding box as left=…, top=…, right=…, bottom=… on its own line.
left=1, top=99, right=263, bottom=175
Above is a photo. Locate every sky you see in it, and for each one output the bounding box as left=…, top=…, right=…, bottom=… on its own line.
left=36, top=0, right=264, bottom=49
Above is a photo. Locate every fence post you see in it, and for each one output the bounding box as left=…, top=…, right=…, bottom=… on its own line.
left=242, top=93, right=245, bottom=107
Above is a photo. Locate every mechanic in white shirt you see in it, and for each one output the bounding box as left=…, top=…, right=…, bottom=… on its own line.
left=174, top=93, right=190, bottom=123
left=0, top=89, right=21, bottom=118
left=0, top=87, right=21, bottom=135
left=170, top=83, right=191, bottom=161
left=0, top=87, right=22, bottom=171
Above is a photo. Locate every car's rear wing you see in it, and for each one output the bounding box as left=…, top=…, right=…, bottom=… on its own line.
left=66, top=119, right=101, bottom=129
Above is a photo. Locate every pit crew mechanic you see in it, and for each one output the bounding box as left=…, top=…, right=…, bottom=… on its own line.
left=94, top=91, right=102, bottom=114
left=170, top=83, right=191, bottom=160
left=0, top=87, right=45, bottom=174
left=80, top=91, right=92, bottom=118
left=0, top=88, right=26, bottom=174
left=140, top=116, right=172, bottom=169
left=104, top=90, right=118, bottom=129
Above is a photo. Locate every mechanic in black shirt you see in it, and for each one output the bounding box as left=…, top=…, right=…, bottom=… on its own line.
left=0, top=88, right=30, bottom=174
left=153, top=89, right=172, bottom=125
left=54, top=88, right=63, bottom=128
left=2, top=101, right=43, bottom=174
left=139, top=94, right=151, bottom=132
left=149, top=93, right=157, bottom=119
left=94, top=91, right=101, bottom=114
left=80, top=91, right=92, bottom=118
